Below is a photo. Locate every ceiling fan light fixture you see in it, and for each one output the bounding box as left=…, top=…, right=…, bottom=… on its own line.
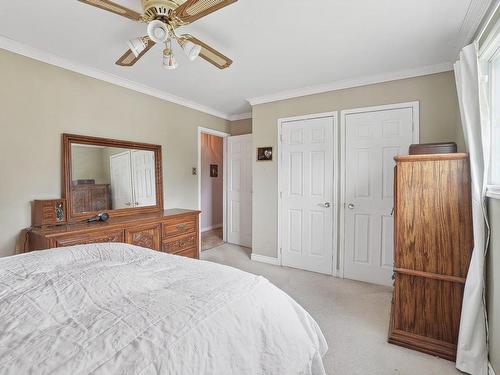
left=181, top=40, right=202, bottom=61
left=127, top=37, right=147, bottom=57
left=147, top=20, right=169, bottom=43
left=163, top=54, right=178, bottom=70
left=163, top=46, right=178, bottom=70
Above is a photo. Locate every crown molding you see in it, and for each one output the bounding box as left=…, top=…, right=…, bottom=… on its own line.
left=247, top=62, right=454, bottom=106
left=0, top=35, right=232, bottom=120
left=228, top=112, right=252, bottom=121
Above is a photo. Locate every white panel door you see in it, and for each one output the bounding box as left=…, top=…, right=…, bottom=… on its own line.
left=110, top=151, right=133, bottom=210
left=344, top=107, right=414, bottom=286
left=281, top=116, right=335, bottom=275
left=131, top=150, right=157, bottom=207
left=227, top=135, right=253, bottom=247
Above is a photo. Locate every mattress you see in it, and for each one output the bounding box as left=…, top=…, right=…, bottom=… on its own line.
left=0, top=243, right=328, bottom=374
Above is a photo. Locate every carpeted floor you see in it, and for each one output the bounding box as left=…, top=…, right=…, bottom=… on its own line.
left=201, top=228, right=224, bottom=251
left=201, top=243, right=462, bottom=375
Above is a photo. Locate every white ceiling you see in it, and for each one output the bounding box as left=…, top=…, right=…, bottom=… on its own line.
left=0, top=0, right=492, bottom=119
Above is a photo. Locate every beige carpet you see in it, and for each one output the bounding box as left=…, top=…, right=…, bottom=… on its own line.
left=201, top=228, right=224, bottom=251
left=201, top=244, right=462, bottom=375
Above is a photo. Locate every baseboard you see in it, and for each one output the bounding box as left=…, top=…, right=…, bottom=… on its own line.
left=201, top=224, right=222, bottom=233
left=251, top=253, right=281, bottom=266
left=490, top=363, right=497, bottom=375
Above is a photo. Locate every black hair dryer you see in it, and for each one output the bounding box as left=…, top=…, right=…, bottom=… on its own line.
left=88, top=212, right=110, bottom=223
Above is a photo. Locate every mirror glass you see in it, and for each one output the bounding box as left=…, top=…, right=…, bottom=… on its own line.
left=70, top=144, right=157, bottom=214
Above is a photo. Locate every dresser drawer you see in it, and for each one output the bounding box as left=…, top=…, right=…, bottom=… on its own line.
left=172, top=247, right=198, bottom=260
left=162, top=233, right=197, bottom=254
left=51, top=229, right=125, bottom=248
left=125, top=224, right=161, bottom=251
left=162, top=215, right=197, bottom=238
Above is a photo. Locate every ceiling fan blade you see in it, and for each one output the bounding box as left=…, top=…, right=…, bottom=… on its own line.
left=182, top=35, right=233, bottom=69
left=78, top=0, right=143, bottom=21
left=171, top=0, right=237, bottom=25
left=116, top=37, right=155, bottom=67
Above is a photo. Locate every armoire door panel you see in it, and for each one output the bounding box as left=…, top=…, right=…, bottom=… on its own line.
left=395, top=159, right=473, bottom=277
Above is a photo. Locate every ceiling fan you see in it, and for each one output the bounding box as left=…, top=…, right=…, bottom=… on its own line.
left=78, top=0, right=237, bottom=70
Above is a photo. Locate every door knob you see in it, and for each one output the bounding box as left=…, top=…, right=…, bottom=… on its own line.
left=323, top=202, right=331, bottom=208
left=348, top=203, right=355, bottom=209
left=125, top=202, right=131, bottom=206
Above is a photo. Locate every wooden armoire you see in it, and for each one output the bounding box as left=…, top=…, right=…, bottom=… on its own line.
left=388, top=153, right=474, bottom=361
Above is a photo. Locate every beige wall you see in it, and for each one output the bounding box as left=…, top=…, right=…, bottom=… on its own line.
left=252, top=71, right=463, bottom=258
left=230, top=118, right=252, bottom=136
left=488, top=198, right=500, bottom=372
left=0, top=49, right=229, bottom=257
left=71, top=146, right=110, bottom=184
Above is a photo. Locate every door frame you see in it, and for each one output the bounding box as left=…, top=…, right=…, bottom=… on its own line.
left=197, top=127, right=230, bottom=244
left=339, top=101, right=420, bottom=279
left=277, top=111, right=339, bottom=275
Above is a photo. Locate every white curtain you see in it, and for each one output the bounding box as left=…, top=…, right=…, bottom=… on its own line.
left=454, top=42, right=491, bottom=375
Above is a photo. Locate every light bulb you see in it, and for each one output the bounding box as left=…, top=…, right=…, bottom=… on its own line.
left=163, top=52, right=178, bottom=70
left=181, top=40, right=201, bottom=61
left=147, top=20, right=169, bottom=43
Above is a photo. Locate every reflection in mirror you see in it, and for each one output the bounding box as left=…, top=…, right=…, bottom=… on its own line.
left=71, top=144, right=157, bottom=214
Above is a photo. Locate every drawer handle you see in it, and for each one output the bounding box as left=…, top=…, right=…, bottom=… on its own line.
left=179, top=240, right=185, bottom=247
left=176, top=224, right=187, bottom=232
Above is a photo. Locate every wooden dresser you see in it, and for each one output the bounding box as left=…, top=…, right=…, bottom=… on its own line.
left=27, top=209, right=201, bottom=259
left=388, top=153, right=474, bottom=361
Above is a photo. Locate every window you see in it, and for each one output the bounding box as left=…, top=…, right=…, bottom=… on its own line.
left=491, top=55, right=500, bottom=185
left=479, top=18, right=500, bottom=195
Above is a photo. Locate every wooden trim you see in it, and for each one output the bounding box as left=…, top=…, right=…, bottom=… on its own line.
left=394, top=268, right=466, bottom=284
left=62, top=134, right=164, bottom=223
left=172, top=0, right=237, bottom=25
left=394, top=153, right=468, bottom=162
left=388, top=328, right=457, bottom=361
left=78, top=0, right=143, bottom=21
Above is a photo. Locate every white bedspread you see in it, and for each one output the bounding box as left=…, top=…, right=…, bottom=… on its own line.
left=0, top=243, right=327, bottom=374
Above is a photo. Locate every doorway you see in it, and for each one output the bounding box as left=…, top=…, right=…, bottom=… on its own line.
left=197, top=127, right=253, bottom=252
left=199, top=130, right=227, bottom=251
left=340, top=102, right=419, bottom=286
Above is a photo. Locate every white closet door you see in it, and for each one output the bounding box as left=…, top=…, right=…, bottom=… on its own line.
left=110, top=151, right=133, bottom=209
left=344, top=107, right=414, bottom=286
left=280, top=116, right=335, bottom=275
left=227, top=135, right=253, bottom=247
left=131, top=150, right=157, bottom=207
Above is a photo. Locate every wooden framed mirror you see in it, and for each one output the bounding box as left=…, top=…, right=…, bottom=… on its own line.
left=62, top=134, right=163, bottom=222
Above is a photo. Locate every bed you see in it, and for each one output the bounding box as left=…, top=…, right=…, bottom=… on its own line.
left=0, top=243, right=328, bottom=374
